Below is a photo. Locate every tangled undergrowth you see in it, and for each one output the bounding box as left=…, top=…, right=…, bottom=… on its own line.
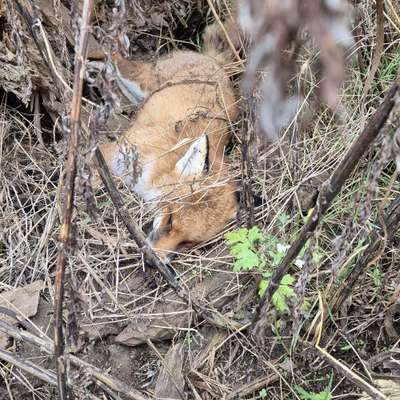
left=0, top=0, right=400, bottom=399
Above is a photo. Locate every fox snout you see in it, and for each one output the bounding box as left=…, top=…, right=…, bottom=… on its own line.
left=145, top=183, right=239, bottom=264
left=146, top=211, right=182, bottom=264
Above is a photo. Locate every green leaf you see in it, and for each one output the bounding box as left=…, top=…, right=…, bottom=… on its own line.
left=225, top=229, right=248, bottom=245
left=258, top=279, right=269, bottom=297
left=226, top=227, right=263, bottom=272
left=229, top=241, right=249, bottom=256
left=278, top=212, right=290, bottom=227
left=233, top=249, right=260, bottom=271
left=247, top=226, right=263, bottom=244
left=296, top=386, right=332, bottom=400
left=259, top=388, right=267, bottom=398
left=272, top=289, right=290, bottom=313
left=258, top=273, right=295, bottom=314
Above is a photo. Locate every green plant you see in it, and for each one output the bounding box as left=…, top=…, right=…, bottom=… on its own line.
left=370, top=266, right=382, bottom=292
left=339, top=339, right=365, bottom=352
left=296, top=376, right=333, bottom=400
left=225, top=224, right=298, bottom=314
left=257, top=388, right=267, bottom=399
left=296, top=387, right=332, bottom=400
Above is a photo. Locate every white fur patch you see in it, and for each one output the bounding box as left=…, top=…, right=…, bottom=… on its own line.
left=111, top=148, right=161, bottom=202
left=133, top=162, right=161, bottom=202
left=176, top=134, right=208, bottom=179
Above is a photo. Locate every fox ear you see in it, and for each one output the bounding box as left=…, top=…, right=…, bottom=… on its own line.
left=176, top=135, right=208, bottom=178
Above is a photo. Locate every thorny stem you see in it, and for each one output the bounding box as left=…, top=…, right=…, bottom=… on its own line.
left=252, top=78, right=400, bottom=337
left=54, top=1, right=93, bottom=399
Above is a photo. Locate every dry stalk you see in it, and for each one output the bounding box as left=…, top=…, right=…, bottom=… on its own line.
left=361, top=0, right=385, bottom=106
left=252, top=78, right=400, bottom=339
left=0, top=348, right=57, bottom=387
left=12, top=0, right=62, bottom=94
left=314, top=345, right=388, bottom=400
left=225, top=373, right=280, bottom=400
left=54, top=1, right=93, bottom=399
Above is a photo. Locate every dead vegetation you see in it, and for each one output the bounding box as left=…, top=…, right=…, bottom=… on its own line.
left=0, top=0, right=400, bottom=399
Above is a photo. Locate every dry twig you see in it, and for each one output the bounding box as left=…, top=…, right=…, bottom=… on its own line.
left=240, top=95, right=257, bottom=227
left=0, top=348, right=57, bottom=387
left=315, top=345, right=388, bottom=400
left=361, top=0, right=385, bottom=105
left=54, top=1, right=93, bottom=398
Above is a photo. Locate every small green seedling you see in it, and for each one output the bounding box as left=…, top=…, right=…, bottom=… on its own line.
left=296, top=376, right=333, bottom=400
left=225, top=225, right=297, bottom=314
left=296, top=387, right=332, bottom=400
left=257, top=388, right=268, bottom=399
left=225, top=227, right=264, bottom=272
left=371, top=266, right=382, bottom=292
left=259, top=272, right=295, bottom=314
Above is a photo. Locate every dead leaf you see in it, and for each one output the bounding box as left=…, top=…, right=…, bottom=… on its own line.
left=0, top=280, right=44, bottom=349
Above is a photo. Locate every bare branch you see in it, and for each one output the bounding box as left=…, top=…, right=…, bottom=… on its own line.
left=314, top=345, right=388, bottom=400
left=0, top=348, right=57, bottom=386
left=54, top=1, right=94, bottom=398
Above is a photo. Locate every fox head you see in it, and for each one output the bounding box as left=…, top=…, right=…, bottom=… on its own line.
left=148, top=135, right=239, bottom=262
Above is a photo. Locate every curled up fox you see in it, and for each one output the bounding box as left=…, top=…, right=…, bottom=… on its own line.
left=95, top=21, right=242, bottom=262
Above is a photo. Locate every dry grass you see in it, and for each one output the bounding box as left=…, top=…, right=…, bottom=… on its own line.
left=1, top=0, right=400, bottom=399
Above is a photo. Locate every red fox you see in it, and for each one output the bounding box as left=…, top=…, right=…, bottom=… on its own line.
left=96, top=21, right=242, bottom=262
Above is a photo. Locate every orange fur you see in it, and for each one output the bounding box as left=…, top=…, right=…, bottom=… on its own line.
left=96, top=24, right=241, bottom=261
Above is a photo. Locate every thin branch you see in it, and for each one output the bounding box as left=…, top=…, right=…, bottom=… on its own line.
left=252, top=78, right=400, bottom=336
left=0, top=320, right=54, bottom=354
left=225, top=373, right=279, bottom=400
left=315, top=345, right=388, bottom=400
left=205, top=0, right=243, bottom=65
left=93, top=148, right=185, bottom=297
left=0, top=348, right=57, bottom=387
left=361, top=0, right=385, bottom=104
left=54, top=1, right=94, bottom=399
left=69, top=354, right=149, bottom=400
